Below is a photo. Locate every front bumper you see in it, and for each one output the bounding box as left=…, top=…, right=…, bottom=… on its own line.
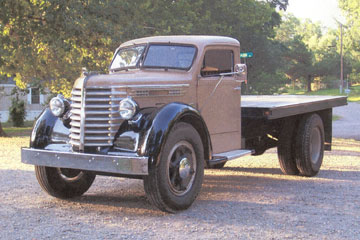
left=21, top=148, right=148, bottom=175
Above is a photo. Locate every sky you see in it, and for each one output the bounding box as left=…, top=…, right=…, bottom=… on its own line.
left=285, top=0, right=344, bottom=29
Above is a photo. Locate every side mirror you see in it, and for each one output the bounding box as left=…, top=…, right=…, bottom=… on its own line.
left=234, top=64, right=247, bottom=76
left=218, top=64, right=247, bottom=77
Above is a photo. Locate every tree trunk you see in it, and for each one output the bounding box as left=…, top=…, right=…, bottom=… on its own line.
left=307, top=74, right=312, bottom=92
left=0, top=122, right=7, bottom=137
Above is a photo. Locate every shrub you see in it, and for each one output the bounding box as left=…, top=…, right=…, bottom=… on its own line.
left=9, top=92, right=26, bottom=127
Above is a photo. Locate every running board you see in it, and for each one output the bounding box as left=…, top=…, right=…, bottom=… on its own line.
left=209, top=149, right=253, bottom=166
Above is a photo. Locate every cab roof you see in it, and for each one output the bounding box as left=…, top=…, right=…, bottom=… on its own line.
left=119, top=35, right=240, bottom=49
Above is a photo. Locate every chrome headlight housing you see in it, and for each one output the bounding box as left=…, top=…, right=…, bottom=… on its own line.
left=119, top=97, right=138, bottom=120
left=49, top=95, right=66, bottom=117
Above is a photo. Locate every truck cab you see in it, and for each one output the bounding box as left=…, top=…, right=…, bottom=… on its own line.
left=71, top=35, right=244, bottom=154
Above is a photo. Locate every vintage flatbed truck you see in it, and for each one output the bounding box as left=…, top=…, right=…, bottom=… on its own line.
left=21, top=36, right=347, bottom=213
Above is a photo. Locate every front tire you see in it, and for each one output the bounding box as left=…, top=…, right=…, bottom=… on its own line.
left=144, top=122, right=204, bottom=213
left=295, top=114, right=325, bottom=177
left=35, top=166, right=96, bottom=198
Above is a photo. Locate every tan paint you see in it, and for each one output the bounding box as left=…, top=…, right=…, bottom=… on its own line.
left=74, top=36, right=246, bottom=154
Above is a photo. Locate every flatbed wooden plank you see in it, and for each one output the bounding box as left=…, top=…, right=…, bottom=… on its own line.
left=241, top=95, right=347, bottom=119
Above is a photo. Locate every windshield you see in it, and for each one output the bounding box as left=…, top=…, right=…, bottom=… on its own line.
left=143, top=45, right=196, bottom=70
left=110, top=45, right=145, bottom=70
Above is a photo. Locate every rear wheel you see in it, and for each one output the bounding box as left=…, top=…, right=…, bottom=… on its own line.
left=144, top=122, right=204, bottom=213
left=295, top=114, right=324, bottom=177
left=277, top=119, right=299, bottom=175
left=35, top=166, right=96, bottom=198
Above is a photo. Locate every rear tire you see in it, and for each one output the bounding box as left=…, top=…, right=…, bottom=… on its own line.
left=295, top=114, right=324, bottom=177
left=277, top=119, right=299, bottom=175
left=143, top=122, right=204, bottom=213
left=35, top=166, right=96, bottom=198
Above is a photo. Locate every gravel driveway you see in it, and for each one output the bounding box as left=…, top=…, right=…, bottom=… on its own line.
left=1, top=137, right=360, bottom=239
left=333, top=102, right=360, bottom=140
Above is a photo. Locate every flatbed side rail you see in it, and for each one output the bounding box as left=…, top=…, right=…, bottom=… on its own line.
left=241, top=95, right=347, bottom=119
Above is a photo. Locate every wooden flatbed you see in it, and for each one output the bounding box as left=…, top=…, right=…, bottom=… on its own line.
left=241, top=95, right=347, bottom=120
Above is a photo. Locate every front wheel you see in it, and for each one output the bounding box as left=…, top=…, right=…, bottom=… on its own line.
left=35, top=166, right=96, bottom=198
left=144, top=122, right=204, bottom=213
left=295, top=114, right=325, bottom=177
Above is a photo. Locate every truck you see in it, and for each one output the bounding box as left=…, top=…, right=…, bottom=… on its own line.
left=21, top=36, right=347, bottom=213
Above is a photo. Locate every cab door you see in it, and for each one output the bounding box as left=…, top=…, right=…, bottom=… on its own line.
left=197, top=47, right=241, bottom=154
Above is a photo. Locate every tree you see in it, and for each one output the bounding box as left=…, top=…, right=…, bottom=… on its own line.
left=274, top=12, right=358, bottom=92
left=339, top=0, right=360, bottom=51
left=275, top=14, right=314, bottom=91
left=1, top=0, right=289, bottom=96
left=0, top=0, right=131, bottom=96
left=285, top=36, right=313, bottom=91
left=0, top=83, right=6, bottom=136
left=339, top=0, right=360, bottom=84
left=0, top=122, right=5, bottom=137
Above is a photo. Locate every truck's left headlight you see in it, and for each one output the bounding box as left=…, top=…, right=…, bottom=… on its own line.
left=119, top=97, right=138, bottom=120
left=50, top=95, right=66, bottom=117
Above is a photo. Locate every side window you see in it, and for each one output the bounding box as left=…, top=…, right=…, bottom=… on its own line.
left=201, top=49, right=234, bottom=77
left=30, top=88, right=40, bottom=104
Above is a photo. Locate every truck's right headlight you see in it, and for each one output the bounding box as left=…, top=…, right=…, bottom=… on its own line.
left=50, top=95, right=66, bottom=117
left=119, top=97, right=138, bottom=120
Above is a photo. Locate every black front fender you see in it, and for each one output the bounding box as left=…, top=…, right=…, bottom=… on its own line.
left=138, top=103, right=212, bottom=170
left=30, top=108, right=70, bottom=149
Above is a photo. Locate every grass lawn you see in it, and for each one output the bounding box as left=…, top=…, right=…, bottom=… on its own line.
left=2, top=121, right=33, bottom=137
left=285, top=84, right=360, bottom=102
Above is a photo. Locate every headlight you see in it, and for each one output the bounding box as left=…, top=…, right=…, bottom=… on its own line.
left=50, top=95, right=65, bottom=117
left=119, top=97, right=138, bottom=120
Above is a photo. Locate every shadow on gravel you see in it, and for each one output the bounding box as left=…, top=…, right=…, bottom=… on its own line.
left=219, top=167, right=282, bottom=175
left=218, top=166, right=360, bottom=180
left=0, top=169, right=161, bottom=215
left=314, top=170, right=360, bottom=180
left=332, top=141, right=360, bottom=147
left=329, top=150, right=360, bottom=157
left=0, top=169, right=36, bottom=187
left=203, top=167, right=360, bottom=191
left=68, top=194, right=160, bottom=214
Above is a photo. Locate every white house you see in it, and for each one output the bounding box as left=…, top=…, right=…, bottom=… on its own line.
left=0, top=78, right=49, bottom=122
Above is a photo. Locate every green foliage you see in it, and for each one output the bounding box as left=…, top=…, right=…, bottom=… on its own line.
left=0, top=0, right=125, bottom=91
left=249, top=71, right=288, bottom=94
left=339, top=0, right=360, bottom=51
left=0, top=0, right=287, bottom=95
left=339, top=0, right=360, bottom=86
left=284, top=84, right=360, bottom=102
left=9, top=88, right=26, bottom=127
left=1, top=0, right=358, bottom=96
left=274, top=12, right=360, bottom=92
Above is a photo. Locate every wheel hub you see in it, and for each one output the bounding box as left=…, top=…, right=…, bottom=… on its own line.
left=58, top=168, right=83, bottom=181
left=167, top=141, right=197, bottom=196
left=179, top=157, right=191, bottom=179
left=310, top=127, right=321, bottom=164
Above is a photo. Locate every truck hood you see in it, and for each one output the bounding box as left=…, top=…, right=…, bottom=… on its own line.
left=73, top=69, right=193, bottom=89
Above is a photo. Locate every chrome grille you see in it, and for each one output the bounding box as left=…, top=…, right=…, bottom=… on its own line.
left=69, top=87, right=126, bottom=149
